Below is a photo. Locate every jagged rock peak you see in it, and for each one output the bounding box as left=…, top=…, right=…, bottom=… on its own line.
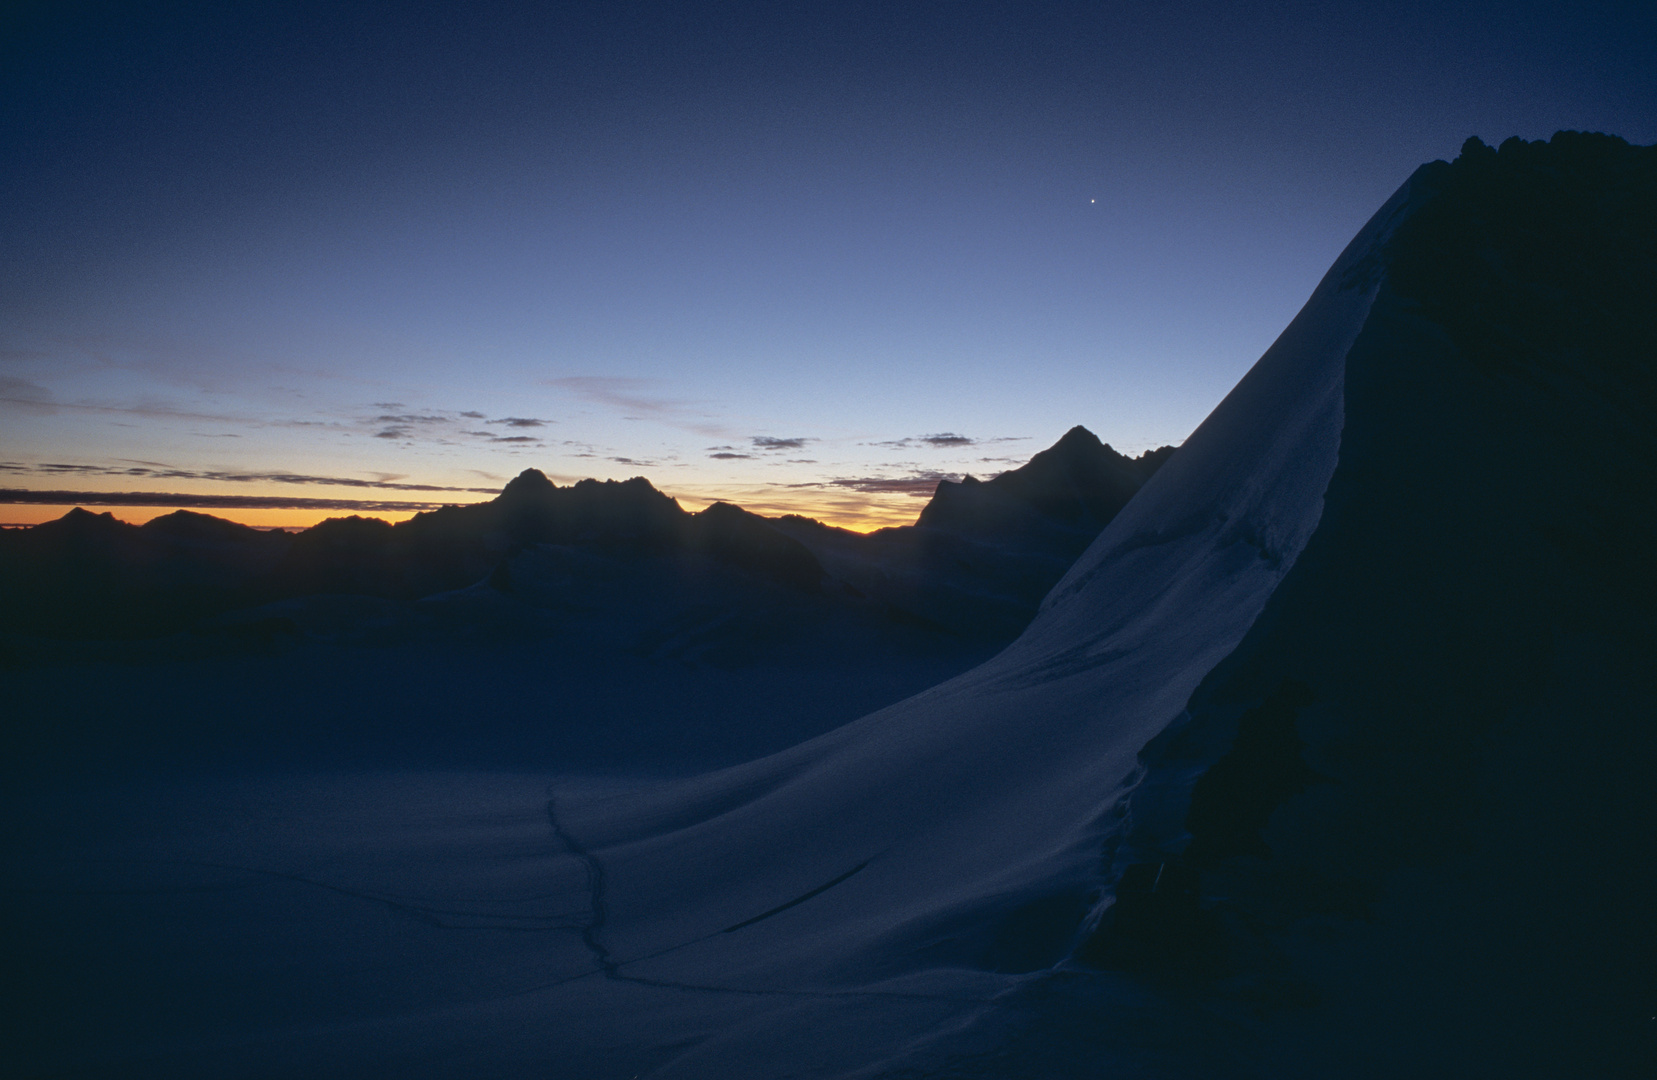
left=42, top=507, right=131, bottom=538
left=1052, top=424, right=1106, bottom=453
left=498, top=468, right=558, bottom=502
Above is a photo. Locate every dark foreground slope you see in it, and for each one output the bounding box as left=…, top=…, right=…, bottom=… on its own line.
left=4, top=134, right=1650, bottom=1080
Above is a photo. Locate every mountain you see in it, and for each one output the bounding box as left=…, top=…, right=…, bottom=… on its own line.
left=8, top=133, right=1652, bottom=1079
left=1, top=428, right=1168, bottom=645
left=773, top=426, right=1175, bottom=638
left=916, top=424, right=1168, bottom=538
left=0, top=507, right=289, bottom=638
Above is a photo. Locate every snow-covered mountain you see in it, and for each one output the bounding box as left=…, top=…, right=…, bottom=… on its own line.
left=6, top=132, right=1652, bottom=1078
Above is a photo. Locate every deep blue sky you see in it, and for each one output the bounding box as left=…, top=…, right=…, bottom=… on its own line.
left=4, top=0, right=1652, bottom=527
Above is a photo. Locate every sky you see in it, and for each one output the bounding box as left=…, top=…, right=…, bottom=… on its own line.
left=3, top=0, right=1653, bottom=530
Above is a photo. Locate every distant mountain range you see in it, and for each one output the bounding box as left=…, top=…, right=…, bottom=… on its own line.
left=0, top=426, right=1174, bottom=650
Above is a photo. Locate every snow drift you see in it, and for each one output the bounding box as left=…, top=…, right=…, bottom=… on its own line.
left=9, top=133, right=1652, bottom=1078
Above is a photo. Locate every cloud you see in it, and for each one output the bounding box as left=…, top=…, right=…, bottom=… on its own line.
left=357, top=408, right=556, bottom=446
left=0, top=461, right=499, bottom=494
left=752, top=436, right=812, bottom=451
left=462, top=429, right=545, bottom=444
left=868, top=433, right=1028, bottom=449
left=0, top=489, right=478, bottom=513
left=709, top=452, right=753, bottom=460
left=374, top=414, right=447, bottom=424
left=0, top=389, right=259, bottom=425
left=545, top=376, right=677, bottom=415
left=0, top=376, right=57, bottom=413
left=543, top=376, right=731, bottom=438
left=793, top=471, right=960, bottom=498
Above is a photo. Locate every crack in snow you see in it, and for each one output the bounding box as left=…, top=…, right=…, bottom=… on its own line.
left=545, top=794, right=619, bottom=976
left=721, top=860, right=871, bottom=933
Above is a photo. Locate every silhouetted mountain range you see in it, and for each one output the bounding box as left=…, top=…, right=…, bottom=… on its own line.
left=0, top=427, right=1174, bottom=648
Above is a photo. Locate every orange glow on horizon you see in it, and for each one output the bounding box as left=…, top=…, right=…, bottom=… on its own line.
left=0, top=489, right=927, bottom=534
left=0, top=504, right=427, bottom=530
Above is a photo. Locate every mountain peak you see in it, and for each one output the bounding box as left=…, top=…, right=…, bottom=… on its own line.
left=1053, top=424, right=1104, bottom=451
left=498, top=468, right=558, bottom=503
left=915, top=426, right=1172, bottom=537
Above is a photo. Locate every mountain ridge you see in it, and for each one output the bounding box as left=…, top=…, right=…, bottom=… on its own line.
left=0, top=427, right=1175, bottom=644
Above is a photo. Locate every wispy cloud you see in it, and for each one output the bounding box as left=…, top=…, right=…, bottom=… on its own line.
left=0, top=387, right=262, bottom=425
left=791, top=471, right=960, bottom=498
left=709, top=451, right=753, bottom=460
left=866, top=433, right=1028, bottom=449
left=752, top=435, right=813, bottom=451
left=544, top=376, right=731, bottom=438
left=545, top=376, right=677, bottom=415
left=0, top=461, right=499, bottom=494
left=0, top=376, right=56, bottom=413
left=359, top=407, right=553, bottom=446
left=461, top=429, right=546, bottom=444
left=0, top=490, right=476, bottom=512
left=374, top=413, right=447, bottom=424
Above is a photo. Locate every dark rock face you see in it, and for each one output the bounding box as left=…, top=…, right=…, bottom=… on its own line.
left=1084, top=132, right=1656, bottom=1075
left=1181, top=678, right=1320, bottom=866
left=916, top=425, right=1161, bottom=540
left=685, top=502, right=823, bottom=593
left=0, top=508, right=288, bottom=638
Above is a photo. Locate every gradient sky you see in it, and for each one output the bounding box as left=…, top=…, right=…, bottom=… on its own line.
left=4, top=0, right=1653, bottom=529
